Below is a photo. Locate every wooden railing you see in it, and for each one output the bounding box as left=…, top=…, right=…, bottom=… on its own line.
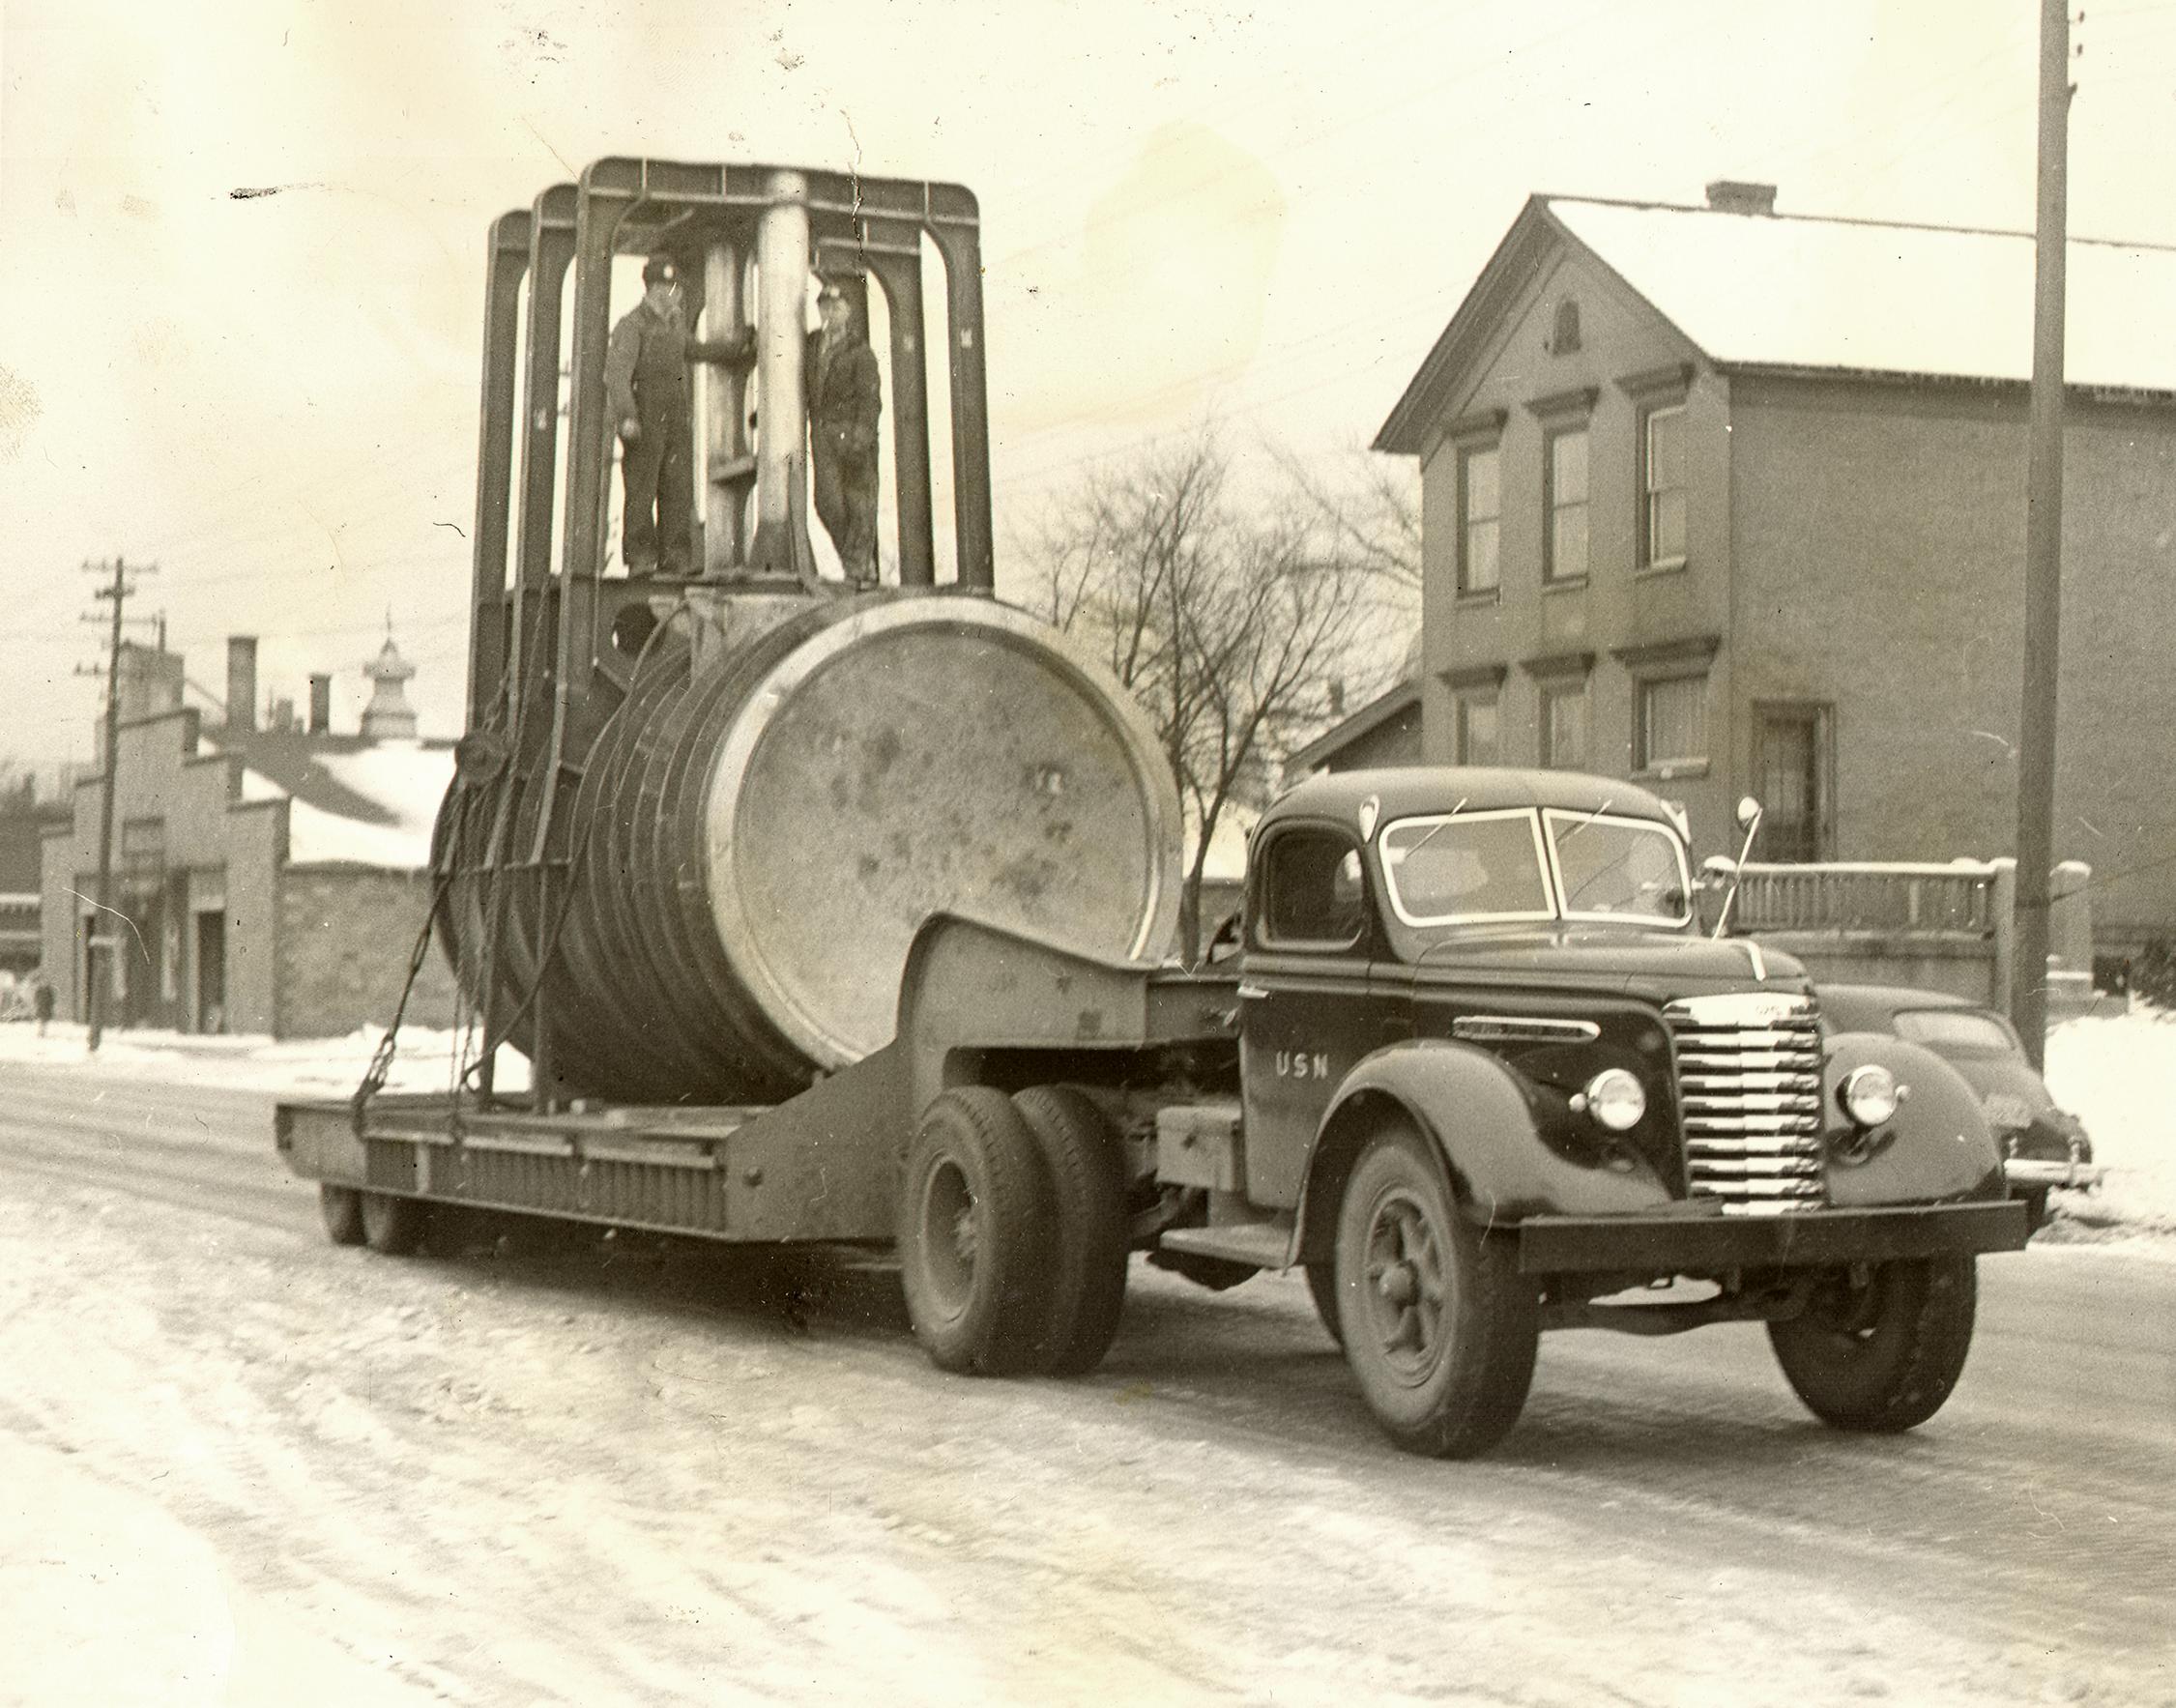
left=1728, top=861, right=2003, bottom=938
left=1720, top=857, right=2096, bottom=1018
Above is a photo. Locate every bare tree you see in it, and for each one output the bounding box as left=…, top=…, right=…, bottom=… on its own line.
left=1023, top=430, right=1394, bottom=962
left=1270, top=440, right=1423, bottom=594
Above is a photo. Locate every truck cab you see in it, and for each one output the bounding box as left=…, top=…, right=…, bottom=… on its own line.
left=893, top=766, right=2028, bottom=1457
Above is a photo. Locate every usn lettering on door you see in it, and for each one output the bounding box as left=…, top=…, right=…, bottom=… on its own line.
left=1276, top=1051, right=1332, bottom=1081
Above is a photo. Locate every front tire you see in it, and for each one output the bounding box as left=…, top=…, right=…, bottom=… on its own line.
left=1768, top=1256, right=1978, bottom=1432
left=898, top=1088, right=1057, bottom=1376
left=1303, top=1259, right=1345, bottom=1347
left=1335, top=1125, right=1538, bottom=1459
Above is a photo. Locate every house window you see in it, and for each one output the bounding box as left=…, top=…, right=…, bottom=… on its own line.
left=1754, top=703, right=1835, bottom=861
left=1457, top=444, right=1501, bottom=594
left=1454, top=694, right=1500, bottom=766
left=1545, top=427, right=1588, bottom=584
left=1540, top=682, right=1588, bottom=769
left=1640, top=403, right=1688, bottom=566
left=1637, top=674, right=1708, bottom=772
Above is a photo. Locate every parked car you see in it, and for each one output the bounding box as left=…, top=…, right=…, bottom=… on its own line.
left=1816, top=982, right=2101, bottom=1230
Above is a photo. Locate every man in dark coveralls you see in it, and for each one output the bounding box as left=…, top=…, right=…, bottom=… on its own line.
left=807, top=274, right=882, bottom=584
left=605, top=253, right=692, bottom=577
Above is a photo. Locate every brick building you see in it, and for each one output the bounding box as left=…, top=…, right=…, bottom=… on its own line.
left=1309, top=184, right=2176, bottom=959
left=39, top=633, right=458, bottom=1036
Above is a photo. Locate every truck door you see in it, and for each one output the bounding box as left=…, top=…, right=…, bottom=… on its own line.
left=1238, top=822, right=1378, bottom=1208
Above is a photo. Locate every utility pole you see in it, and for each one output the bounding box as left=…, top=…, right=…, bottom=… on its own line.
left=2013, top=0, right=2072, bottom=1070
left=80, top=555, right=157, bottom=1054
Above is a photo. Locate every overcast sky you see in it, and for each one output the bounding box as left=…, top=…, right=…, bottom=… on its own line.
left=3, top=0, right=2171, bottom=765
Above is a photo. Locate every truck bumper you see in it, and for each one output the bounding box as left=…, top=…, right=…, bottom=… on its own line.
left=1516, top=1200, right=2030, bottom=1276
left=2004, top=1158, right=2104, bottom=1193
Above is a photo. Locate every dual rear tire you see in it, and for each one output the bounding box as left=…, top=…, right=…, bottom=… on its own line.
left=319, top=1183, right=427, bottom=1256
left=898, top=1086, right=1130, bottom=1377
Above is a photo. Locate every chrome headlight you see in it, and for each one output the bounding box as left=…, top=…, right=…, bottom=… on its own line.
left=1839, top=1064, right=1900, bottom=1128
left=1580, top=1067, right=1647, bottom=1133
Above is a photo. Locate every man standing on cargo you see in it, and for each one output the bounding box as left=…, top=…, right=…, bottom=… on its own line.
left=807, top=273, right=882, bottom=585
left=606, top=254, right=693, bottom=578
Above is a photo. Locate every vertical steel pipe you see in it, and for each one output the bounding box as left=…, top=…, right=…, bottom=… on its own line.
left=751, top=170, right=811, bottom=574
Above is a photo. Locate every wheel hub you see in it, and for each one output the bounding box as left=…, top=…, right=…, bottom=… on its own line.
left=1363, top=1192, right=1448, bottom=1374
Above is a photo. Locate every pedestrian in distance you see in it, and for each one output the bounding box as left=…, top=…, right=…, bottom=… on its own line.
left=33, top=972, right=55, bottom=1037
left=806, top=273, right=883, bottom=586
left=605, top=253, right=694, bottom=578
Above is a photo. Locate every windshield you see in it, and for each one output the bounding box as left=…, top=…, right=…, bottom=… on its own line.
left=1379, top=809, right=1552, bottom=925
left=1544, top=809, right=1693, bottom=925
left=1378, top=805, right=1692, bottom=929
left=1895, top=1008, right=2018, bottom=1057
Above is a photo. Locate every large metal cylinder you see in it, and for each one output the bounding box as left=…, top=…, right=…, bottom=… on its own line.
left=440, top=594, right=1180, bottom=1104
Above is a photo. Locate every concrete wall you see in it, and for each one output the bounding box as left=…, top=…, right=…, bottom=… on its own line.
left=277, top=866, right=458, bottom=1037
left=1729, top=379, right=2176, bottom=950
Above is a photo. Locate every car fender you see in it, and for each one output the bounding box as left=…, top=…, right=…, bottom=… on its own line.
left=1292, top=1039, right=1674, bottom=1261
left=1820, top=1033, right=2007, bottom=1205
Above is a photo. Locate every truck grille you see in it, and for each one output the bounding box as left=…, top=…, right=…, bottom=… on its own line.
left=1665, top=992, right=1827, bottom=1215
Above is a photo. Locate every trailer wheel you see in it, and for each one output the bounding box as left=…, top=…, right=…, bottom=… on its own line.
left=1767, top=1256, right=1978, bottom=1432
left=1304, top=1259, right=1345, bottom=1348
left=320, top=1184, right=366, bottom=1247
left=360, top=1191, right=429, bottom=1257
left=899, top=1088, right=1058, bottom=1376
left=1335, top=1124, right=1538, bottom=1459
left=1012, top=1086, right=1129, bottom=1375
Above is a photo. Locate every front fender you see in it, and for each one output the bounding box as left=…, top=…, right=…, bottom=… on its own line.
left=1294, top=1040, right=1674, bottom=1259
left=1821, top=1033, right=2007, bottom=1204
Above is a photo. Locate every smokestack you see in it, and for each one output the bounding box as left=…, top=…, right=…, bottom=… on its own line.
left=308, top=674, right=332, bottom=735
left=226, top=636, right=258, bottom=735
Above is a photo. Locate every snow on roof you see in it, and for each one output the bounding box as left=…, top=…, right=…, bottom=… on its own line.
left=1550, top=198, right=2176, bottom=393
left=239, top=740, right=454, bottom=869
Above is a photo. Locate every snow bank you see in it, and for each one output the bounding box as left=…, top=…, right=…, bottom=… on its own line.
left=0, top=1021, right=527, bottom=1097
left=2044, top=1002, right=2176, bottom=1234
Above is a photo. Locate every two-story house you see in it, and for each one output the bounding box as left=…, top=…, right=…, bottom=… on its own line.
left=1302, top=182, right=2176, bottom=964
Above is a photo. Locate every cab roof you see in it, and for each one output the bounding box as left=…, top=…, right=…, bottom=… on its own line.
left=1265, top=767, right=1679, bottom=833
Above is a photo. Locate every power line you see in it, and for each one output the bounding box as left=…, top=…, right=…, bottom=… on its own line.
left=75, top=554, right=157, bottom=1054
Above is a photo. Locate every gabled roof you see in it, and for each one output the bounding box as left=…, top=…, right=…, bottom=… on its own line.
left=1378, top=194, right=2176, bottom=453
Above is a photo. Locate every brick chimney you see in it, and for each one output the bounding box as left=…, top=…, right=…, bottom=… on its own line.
left=308, top=674, right=333, bottom=735
left=226, top=636, right=258, bottom=735
left=1704, top=180, right=1778, bottom=217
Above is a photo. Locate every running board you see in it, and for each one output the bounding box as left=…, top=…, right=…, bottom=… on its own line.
left=1157, top=1220, right=1293, bottom=1270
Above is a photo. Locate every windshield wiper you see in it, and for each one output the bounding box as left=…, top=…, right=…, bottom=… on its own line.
left=1555, top=798, right=1615, bottom=842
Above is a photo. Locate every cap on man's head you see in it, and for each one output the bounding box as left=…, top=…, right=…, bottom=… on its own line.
left=643, top=254, right=680, bottom=287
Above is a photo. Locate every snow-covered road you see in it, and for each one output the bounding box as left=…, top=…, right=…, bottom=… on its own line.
left=2, top=1058, right=2172, bottom=1706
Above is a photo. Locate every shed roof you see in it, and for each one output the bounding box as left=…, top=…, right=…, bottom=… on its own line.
left=232, top=738, right=453, bottom=869
left=1378, top=194, right=2176, bottom=452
